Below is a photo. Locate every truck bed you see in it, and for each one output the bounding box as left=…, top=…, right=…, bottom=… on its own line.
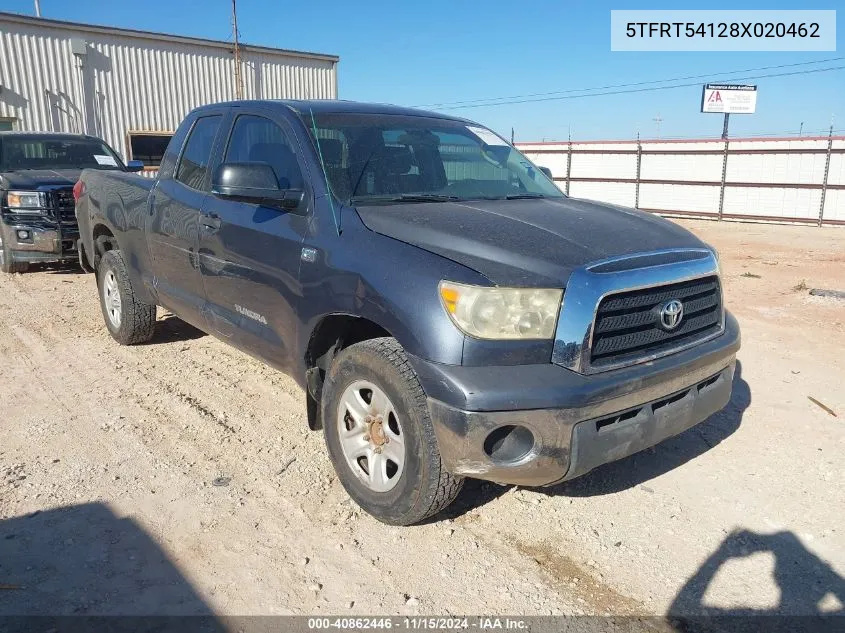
left=76, top=168, right=156, bottom=274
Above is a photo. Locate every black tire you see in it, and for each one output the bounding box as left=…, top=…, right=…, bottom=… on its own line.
left=97, top=250, right=156, bottom=345
left=322, top=337, right=463, bottom=525
left=0, top=235, right=29, bottom=274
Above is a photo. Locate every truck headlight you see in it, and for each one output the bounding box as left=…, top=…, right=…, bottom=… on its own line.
left=7, top=191, right=47, bottom=210
left=439, top=281, right=563, bottom=340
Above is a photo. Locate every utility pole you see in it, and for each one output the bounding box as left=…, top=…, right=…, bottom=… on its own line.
left=819, top=124, right=834, bottom=227
left=232, top=0, right=243, bottom=100
left=721, top=113, right=730, bottom=140
left=652, top=113, right=663, bottom=138
left=799, top=122, right=804, bottom=137
left=34, top=0, right=41, bottom=17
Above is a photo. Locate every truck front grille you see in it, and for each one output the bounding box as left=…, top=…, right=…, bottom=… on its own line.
left=52, top=189, right=76, bottom=223
left=590, top=276, right=722, bottom=367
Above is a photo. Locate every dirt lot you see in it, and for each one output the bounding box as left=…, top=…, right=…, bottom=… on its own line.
left=1, top=219, right=844, bottom=620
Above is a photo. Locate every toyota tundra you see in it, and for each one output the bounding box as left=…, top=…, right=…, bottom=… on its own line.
left=75, top=100, right=740, bottom=525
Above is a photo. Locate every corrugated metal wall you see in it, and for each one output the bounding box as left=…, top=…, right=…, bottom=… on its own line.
left=0, top=12, right=337, bottom=163
left=518, top=136, right=845, bottom=226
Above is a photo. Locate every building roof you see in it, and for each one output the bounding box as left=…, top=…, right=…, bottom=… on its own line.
left=0, top=11, right=339, bottom=63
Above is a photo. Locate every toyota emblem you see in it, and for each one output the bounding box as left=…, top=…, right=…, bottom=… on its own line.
left=659, top=299, right=684, bottom=330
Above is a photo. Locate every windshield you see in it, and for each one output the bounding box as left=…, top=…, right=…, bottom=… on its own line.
left=304, top=113, right=564, bottom=205
left=0, top=136, right=123, bottom=171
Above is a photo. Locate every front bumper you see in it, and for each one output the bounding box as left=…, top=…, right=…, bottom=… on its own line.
left=411, top=312, right=740, bottom=487
left=1, top=222, right=79, bottom=263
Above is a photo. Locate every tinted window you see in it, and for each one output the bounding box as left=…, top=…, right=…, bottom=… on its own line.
left=0, top=136, right=122, bottom=171
left=129, top=133, right=173, bottom=167
left=225, top=115, right=303, bottom=190
left=305, top=113, right=563, bottom=205
left=175, top=116, right=221, bottom=190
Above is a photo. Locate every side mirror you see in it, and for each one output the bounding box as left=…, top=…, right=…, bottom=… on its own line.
left=126, top=160, right=144, bottom=172
left=539, top=166, right=553, bottom=179
left=211, top=162, right=305, bottom=212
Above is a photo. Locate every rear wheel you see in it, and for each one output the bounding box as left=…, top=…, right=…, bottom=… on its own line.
left=0, top=234, right=29, bottom=274
left=97, top=250, right=156, bottom=345
left=322, top=337, right=463, bottom=525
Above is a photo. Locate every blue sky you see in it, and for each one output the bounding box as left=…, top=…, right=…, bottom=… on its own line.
left=6, top=0, right=843, bottom=141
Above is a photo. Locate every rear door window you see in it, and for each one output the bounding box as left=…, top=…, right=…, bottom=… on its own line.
left=175, top=115, right=222, bottom=191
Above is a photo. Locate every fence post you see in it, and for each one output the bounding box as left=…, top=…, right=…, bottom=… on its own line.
left=565, top=136, right=572, bottom=196
left=818, top=125, right=834, bottom=227
left=635, top=133, right=642, bottom=209
left=718, top=138, right=729, bottom=220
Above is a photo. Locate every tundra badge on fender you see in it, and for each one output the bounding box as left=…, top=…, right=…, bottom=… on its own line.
left=235, top=305, right=267, bottom=325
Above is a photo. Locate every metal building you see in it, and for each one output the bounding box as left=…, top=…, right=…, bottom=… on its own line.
left=0, top=11, right=339, bottom=169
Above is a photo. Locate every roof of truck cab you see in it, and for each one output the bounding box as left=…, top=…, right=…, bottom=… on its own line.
left=193, top=99, right=471, bottom=123
left=0, top=131, right=102, bottom=140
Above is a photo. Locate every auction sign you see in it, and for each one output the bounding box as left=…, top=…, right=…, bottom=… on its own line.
left=701, top=84, right=758, bottom=114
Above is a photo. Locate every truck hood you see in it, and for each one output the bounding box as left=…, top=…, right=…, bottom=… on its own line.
left=354, top=197, right=707, bottom=287
left=1, top=169, right=82, bottom=189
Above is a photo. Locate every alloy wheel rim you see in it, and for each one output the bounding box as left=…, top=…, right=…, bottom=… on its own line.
left=337, top=380, right=405, bottom=493
left=104, top=270, right=122, bottom=328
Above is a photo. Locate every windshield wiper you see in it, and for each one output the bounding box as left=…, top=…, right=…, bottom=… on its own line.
left=350, top=194, right=461, bottom=204
left=395, top=194, right=461, bottom=202
left=504, top=193, right=546, bottom=200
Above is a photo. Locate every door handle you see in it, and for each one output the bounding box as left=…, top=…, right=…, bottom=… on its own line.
left=200, top=213, right=221, bottom=231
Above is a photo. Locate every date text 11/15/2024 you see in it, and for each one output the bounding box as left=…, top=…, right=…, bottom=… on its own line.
left=307, top=617, right=529, bottom=630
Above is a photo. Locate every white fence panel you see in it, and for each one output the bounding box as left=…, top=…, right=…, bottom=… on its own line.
left=570, top=153, right=636, bottom=180
left=518, top=136, right=844, bottom=226
left=641, top=153, right=723, bottom=182
left=823, top=189, right=845, bottom=222
left=569, top=181, right=635, bottom=207
left=722, top=187, right=822, bottom=220
left=639, top=183, right=722, bottom=214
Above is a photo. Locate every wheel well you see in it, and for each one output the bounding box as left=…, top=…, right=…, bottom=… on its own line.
left=92, top=224, right=118, bottom=269
left=304, top=315, right=391, bottom=430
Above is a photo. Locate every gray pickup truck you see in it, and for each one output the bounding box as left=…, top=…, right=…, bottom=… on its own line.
left=76, top=100, right=740, bottom=525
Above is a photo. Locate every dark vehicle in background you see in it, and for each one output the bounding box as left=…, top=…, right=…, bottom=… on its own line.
left=75, top=100, right=740, bottom=525
left=0, top=132, right=142, bottom=273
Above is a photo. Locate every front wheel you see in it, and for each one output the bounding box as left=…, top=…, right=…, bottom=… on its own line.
left=322, top=337, right=463, bottom=525
left=97, top=250, right=156, bottom=345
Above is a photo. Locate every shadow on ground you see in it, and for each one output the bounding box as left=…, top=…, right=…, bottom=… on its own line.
left=141, top=314, right=207, bottom=346
left=444, top=361, right=751, bottom=517
left=668, top=529, right=845, bottom=632
left=0, top=502, right=225, bottom=630
left=20, top=262, right=82, bottom=275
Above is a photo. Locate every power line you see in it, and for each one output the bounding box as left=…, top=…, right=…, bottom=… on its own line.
left=434, top=65, right=845, bottom=110
left=413, top=57, right=845, bottom=109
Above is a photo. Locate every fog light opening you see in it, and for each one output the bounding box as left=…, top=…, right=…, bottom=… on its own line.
left=483, top=425, right=535, bottom=464
left=17, top=230, right=31, bottom=240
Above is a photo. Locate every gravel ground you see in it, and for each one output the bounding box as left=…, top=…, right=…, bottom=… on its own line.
left=0, top=219, right=843, bottom=620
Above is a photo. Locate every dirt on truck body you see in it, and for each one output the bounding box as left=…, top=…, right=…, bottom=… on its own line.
left=74, top=99, right=739, bottom=525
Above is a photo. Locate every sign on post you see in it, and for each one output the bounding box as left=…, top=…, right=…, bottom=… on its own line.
left=701, top=84, right=758, bottom=114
